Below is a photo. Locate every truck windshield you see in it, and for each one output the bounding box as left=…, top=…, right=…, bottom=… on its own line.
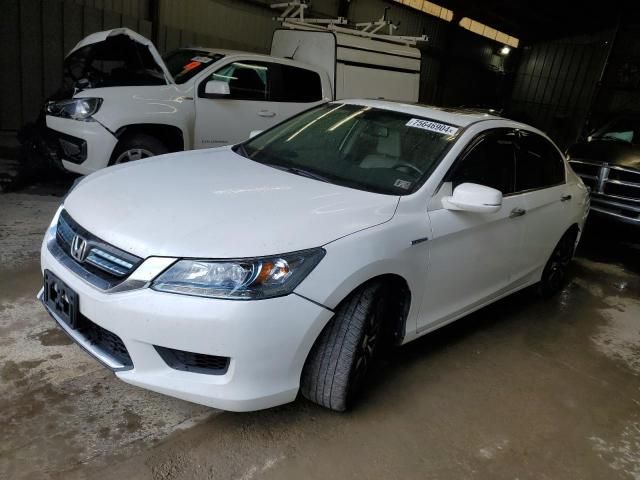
left=163, top=49, right=225, bottom=84
left=592, top=118, right=639, bottom=144
left=239, top=103, right=460, bottom=195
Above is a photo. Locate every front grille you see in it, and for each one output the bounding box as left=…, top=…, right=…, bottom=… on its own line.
left=607, top=168, right=640, bottom=184
left=53, top=210, right=142, bottom=289
left=77, top=314, right=133, bottom=368
left=569, top=160, right=601, bottom=178
left=154, top=346, right=230, bottom=375
left=570, top=160, right=640, bottom=201
left=604, top=182, right=640, bottom=200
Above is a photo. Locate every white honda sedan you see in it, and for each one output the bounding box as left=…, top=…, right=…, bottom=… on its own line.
left=39, top=100, right=589, bottom=412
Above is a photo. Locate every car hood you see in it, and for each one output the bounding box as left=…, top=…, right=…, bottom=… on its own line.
left=64, top=28, right=173, bottom=87
left=64, top=148, right=400, bottom=259
left=568, top=140, right=640, bottom=170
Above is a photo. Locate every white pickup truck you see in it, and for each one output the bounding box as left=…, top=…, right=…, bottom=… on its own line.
left=43, top=27, right=422, bottom=174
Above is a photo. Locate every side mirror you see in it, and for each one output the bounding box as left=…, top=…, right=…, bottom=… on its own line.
left=249, top=130, right=263, bottom=139
left=442, top=183, right=503, bottom=213
left=205, top=80, right=230, bottom=96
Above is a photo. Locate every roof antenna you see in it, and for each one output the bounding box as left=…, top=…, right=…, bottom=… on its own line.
left=286, top=43, right=300, bottom=60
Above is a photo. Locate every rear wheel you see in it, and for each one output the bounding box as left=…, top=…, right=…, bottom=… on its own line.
left=109, top=134, right=167, bottom=166
left=537, top=229, right=577, bottom=297
left=301, top=281, right=389, bottom=411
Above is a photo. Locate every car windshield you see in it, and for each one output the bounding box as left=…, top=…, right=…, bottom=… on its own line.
left=592, top=117, right=639, bottom=144
left=239, top=103, right=460, bottom=195
left=163, top=49, right=225, bottom=84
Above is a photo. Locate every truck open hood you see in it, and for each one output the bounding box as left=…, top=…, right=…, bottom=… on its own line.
left=63, top=28, right=173, bottom=91
left=63, top=148, right=400, bottom=259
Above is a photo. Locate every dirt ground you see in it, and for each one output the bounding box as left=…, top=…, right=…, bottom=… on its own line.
left=1, top=184, right=640, bottom=480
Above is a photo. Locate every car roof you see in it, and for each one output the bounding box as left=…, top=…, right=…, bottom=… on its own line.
left=336, top=99, right=505, bottom=128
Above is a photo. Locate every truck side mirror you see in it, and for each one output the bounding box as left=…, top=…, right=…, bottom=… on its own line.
left=442, top=183, right=502, bottom=213
left=205, top=80, right=230, bottom=96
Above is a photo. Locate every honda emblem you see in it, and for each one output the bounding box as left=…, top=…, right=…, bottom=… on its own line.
left=70, top=234, right=88, bottom=262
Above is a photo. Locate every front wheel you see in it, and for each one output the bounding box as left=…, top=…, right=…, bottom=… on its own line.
left=109, top=134, right=168, bottom=166
left=301, top=282, right=389, bottom=412
left=537, top=229, right=578, bottom=297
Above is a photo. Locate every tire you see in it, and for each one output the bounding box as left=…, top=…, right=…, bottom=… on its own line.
left=301, top=281, right=389, bottom=411
left=537, top=229, right=578, bottom=297
left=109, top=134, right=168, bottom=166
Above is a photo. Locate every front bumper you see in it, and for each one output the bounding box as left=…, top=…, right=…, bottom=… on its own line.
left=45, top=116, right=118, bottom=175
left=40, top=240, right=333, bottom=411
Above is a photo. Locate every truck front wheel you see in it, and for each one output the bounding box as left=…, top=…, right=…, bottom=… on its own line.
left=110, top=134, right=168, bottom=166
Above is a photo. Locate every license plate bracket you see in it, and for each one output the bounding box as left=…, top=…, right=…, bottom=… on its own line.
left=43, top=270, right=80, bottom=329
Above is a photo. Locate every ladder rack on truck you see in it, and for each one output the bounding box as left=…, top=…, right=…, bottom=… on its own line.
left=270, top=1, right=427, bottom=103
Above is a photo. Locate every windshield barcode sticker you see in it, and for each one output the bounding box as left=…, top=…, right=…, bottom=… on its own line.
left=191, top=56, right=213, bottom=64
left=394, top=179, right=412, bottom=190
left=406, top=118, right=459, bottom=136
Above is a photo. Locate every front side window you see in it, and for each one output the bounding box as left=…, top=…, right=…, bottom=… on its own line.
left=204, top=61, right=271, bottom=101
left=449, top=130, right=517, bottom=194
left=238, top=104, right=460, bottom=195
left=515, top=132, right=565, bottom=191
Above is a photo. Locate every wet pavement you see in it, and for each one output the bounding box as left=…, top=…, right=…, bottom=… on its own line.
left=1, top=187, right=639, bottom=480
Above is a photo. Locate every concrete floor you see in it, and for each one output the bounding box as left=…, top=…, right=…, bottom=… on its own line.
left=1, top=185, right=639, bottom=480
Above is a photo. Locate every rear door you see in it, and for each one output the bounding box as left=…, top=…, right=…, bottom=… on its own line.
left=271, top=63, right=326, bottom=121
left=511, top=131, right=570, bottom=282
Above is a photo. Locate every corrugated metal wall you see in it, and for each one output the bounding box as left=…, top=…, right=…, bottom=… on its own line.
left=508, top=32, right=612, bottom=148
left=591, top=22, right=640, bottom=125
left=0, top=0, right=152, bottom=131
left=158, top=0, right=277, bottom=53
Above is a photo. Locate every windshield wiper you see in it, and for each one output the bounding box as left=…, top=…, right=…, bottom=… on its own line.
left=261, top=162, right=331, bottom=183
left=280, top=166, right=331, bottom=183
left=233, top=143, right=249, bottom=158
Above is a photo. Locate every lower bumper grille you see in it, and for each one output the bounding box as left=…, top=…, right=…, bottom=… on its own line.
left=77, top=315, right=133, bottom=368
left=154, top=346, right=229, bottom=375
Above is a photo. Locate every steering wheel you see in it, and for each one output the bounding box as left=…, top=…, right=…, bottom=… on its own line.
left=393, top=163, right=423, bottom=177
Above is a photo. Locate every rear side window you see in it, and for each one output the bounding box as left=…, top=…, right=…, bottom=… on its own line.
left=449, top=130, right=517, bottom=194
left=516, top=132, right=565, bottom=191
left=272, top=65, right=323, bottom=103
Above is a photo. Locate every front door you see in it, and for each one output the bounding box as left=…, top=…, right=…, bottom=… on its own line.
left=194, top=60, right=281, bottom=149
left=418, top=129, right=525, bottom=332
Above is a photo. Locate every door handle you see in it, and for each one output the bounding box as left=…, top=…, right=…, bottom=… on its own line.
left=258, top=110, right=276, bottom=118
left=561, top=194, right=572, bottom=202
left=510, top=207, right=527, bottom=218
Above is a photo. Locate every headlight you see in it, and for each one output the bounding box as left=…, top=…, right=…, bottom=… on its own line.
left=151, top=248, right=325, bottom=300
left=45, top=98, right=102, bottom=120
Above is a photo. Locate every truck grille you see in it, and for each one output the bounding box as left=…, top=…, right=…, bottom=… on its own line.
left=52, top=210, right=143, bottom=289
left=569, top=159, right=640, bottom=224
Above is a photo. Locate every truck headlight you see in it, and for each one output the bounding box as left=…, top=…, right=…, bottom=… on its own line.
left=45, top=98, right=102, bottom=121
left=151, top=248, right=325, bottom=300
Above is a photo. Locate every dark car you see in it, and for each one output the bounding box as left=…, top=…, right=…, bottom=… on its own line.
left=567, top=115, right=640, bottom=226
